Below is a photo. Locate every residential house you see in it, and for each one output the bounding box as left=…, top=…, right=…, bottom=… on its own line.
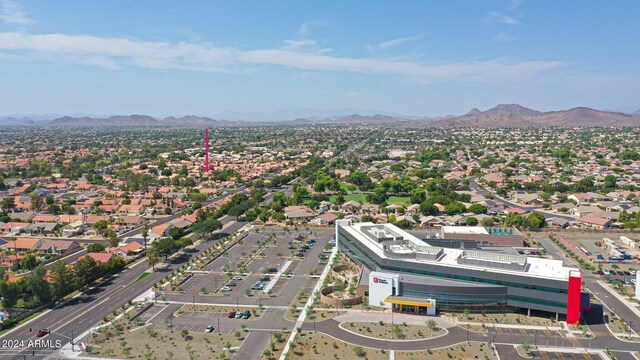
left=38, top=240, right=81, bottom=255
left=310, top=212, right=338, bottom=225
left=79, top=252, right=114, bottom=264
left=576, top=215, right=612, bottom=230
left=3, top=237, right=44, bottom=252
left=110, top=242, right=144, bottom=258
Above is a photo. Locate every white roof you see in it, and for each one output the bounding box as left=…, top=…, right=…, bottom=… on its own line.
left=340, top=222, right=575, bottom=281
left=441, top=226, right=489, bottom=235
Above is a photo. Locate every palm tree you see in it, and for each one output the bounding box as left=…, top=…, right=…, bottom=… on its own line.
left=142, top=225, right=149, bottom=251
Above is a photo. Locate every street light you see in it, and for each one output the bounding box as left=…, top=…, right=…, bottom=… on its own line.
left=217, top=314, right=221, bottom=335
left=236, top=297, right=239, bottom=312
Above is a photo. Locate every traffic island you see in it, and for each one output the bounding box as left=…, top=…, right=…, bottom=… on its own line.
left=339, top=321, right=447, bottom=340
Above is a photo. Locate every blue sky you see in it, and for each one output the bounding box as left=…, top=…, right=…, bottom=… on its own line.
left=0, top=0, right=639, bottom=118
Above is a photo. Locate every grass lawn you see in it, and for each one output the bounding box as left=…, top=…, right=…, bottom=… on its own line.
left=85, top=318, right=242, bottom=359
left=397, top=342, right=498, bottom=360
left=328, top=193, right=367, bottom=204
left=342, top=321, right=445, bottom=340
left=387, top=196, right=411, bottom=205
left=287, top=331, right=388, bottom=360
left=339, top=182, right=360, bottom=192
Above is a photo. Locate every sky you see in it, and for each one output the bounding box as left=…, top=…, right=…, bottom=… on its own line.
left=0, top=0, right=639, bottom=119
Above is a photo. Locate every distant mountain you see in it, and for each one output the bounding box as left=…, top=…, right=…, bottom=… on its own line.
left=0, top=117, right=35, bottom=126
left=279, top=113, right=415, bottom=125
left=162, top=115, right=245, bottom=126
left=48, top=114, right=162, bottom=126
left=424, top=104, right=640, bottom=128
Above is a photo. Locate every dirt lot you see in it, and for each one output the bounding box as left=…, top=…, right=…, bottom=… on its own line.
left=286, top=331, right=388, bottom=360
left=341, top=321, right=446, bottom=340
left=396, top=342, right=498, bottom=360
left=85, top=318, right=242, bottom=360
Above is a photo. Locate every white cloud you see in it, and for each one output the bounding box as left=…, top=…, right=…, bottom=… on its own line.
left=490, top=12, right=519, bottom=25
left=283, top=39, right=317, bottom=49
left=0, top=0, right=32, bottom=25
left=297, top=22, right=312, bottom=36
left=378, top=35, right=422, bottom=49
left=0, top=31, right=564, bottom=82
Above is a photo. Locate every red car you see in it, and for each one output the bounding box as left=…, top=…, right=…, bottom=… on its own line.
left=228, top=311, right=236, bottom=318
left=36, top=329, right=49, bottom=337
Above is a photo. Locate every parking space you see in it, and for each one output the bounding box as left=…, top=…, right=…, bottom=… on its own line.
left=166, top=226, right=334, bottom=308
left=531, top=350, right=595, bottom=360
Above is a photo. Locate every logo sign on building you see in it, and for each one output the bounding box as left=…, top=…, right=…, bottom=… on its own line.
left=373, top=277, right=388, bottom=284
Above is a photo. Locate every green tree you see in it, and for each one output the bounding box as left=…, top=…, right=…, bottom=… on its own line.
left=1, top=196, right=16, bottom=212
left=526, top=212, right=546, bottom=228
left=86, top=243, right=106, bottom=252
left=168, top=227, right=185, bottom=240
left=45, top=195, right=55, bottom=206
left=444, top=202, right=466, bottom=215
left=74, top=256, right=100, bottom=289
left=192, top=218, right=223, bottom=237
left=481, top=217, right=495, bottom=227
left=154, top=237, right=177, bottom=260
left=50, top=260, right=74, bottom=299
left=468, top=204, right=488, bottom=214
left=147, top=247, right=159, bottom=270
left=26, top=266, right=54, bottom=305
left=28, top=192, right=44, bottom=211
left=93, top=220, right=109, bottom=234
left=21, top=253, right=38, bottom=270
left=0, top=281, right=20, bottom=309
left=465, top=217, right=479, bottom=226
left=106, top=229, right=119, bottom=247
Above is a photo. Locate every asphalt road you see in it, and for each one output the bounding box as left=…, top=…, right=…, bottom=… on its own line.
left=534, top=234, right=640, bottom=335
left=0, top=218, right=247, bottom=360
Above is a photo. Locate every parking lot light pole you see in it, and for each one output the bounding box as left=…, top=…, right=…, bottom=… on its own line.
left=236, top=297, right=239, bottom=312
left=217, top=314, right=221, bottom=335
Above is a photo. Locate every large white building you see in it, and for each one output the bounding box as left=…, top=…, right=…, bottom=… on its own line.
left=336, top=220, right=583, bottom=324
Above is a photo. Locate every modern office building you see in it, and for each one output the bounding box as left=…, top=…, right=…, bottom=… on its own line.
left=427, top=226, right=526, bottom=248
left=335, top=220, right=582, bottom=324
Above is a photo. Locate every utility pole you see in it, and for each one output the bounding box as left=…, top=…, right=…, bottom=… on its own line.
left=217, top=314, right=221, bottom=335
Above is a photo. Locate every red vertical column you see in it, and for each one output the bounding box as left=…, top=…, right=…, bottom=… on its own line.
left=566, top=270, right=581, bottom=324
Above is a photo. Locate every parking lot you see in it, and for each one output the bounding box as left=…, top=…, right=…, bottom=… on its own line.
left=165, top=226, right=334, bottom=308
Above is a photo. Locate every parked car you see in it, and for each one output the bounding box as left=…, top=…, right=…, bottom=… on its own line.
left=235, top=312, right=243, bottom=318
left=596, top=270, right=604, bottom=275
left=228, top=311, right=236, bottom=318
left=603, top=270, right=610, bottom=275
left=319, top=260, right=328, bottom=265
left=295, top=252, right=304, bottom=257
left=221, top=286, right=232, bottom=292
left=227, top=282, right=237, bottom=287
left=233, top=276, right=243, bottom=280
left=624, top=271, right=631, bottom=276
left=260, top=276, right=271, bottom=282
left=288, top=245, right=296, bottom=249
left=308, top=239, right=316, bottom=244
left=205, top=325, right=214, bottom=333
left=242, top=310, right=251, bottom=319
left=36, top=329, right=49, bottom=337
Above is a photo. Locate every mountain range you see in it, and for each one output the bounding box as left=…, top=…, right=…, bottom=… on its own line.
left=423, top=104, right=640, bottom=128
left=1, top=104, right=639, bottom=127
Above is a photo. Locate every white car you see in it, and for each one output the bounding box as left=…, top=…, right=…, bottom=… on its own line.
left=205, top=325, right=214, bottom=333
left=221, top=286, right=232, bottom=292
